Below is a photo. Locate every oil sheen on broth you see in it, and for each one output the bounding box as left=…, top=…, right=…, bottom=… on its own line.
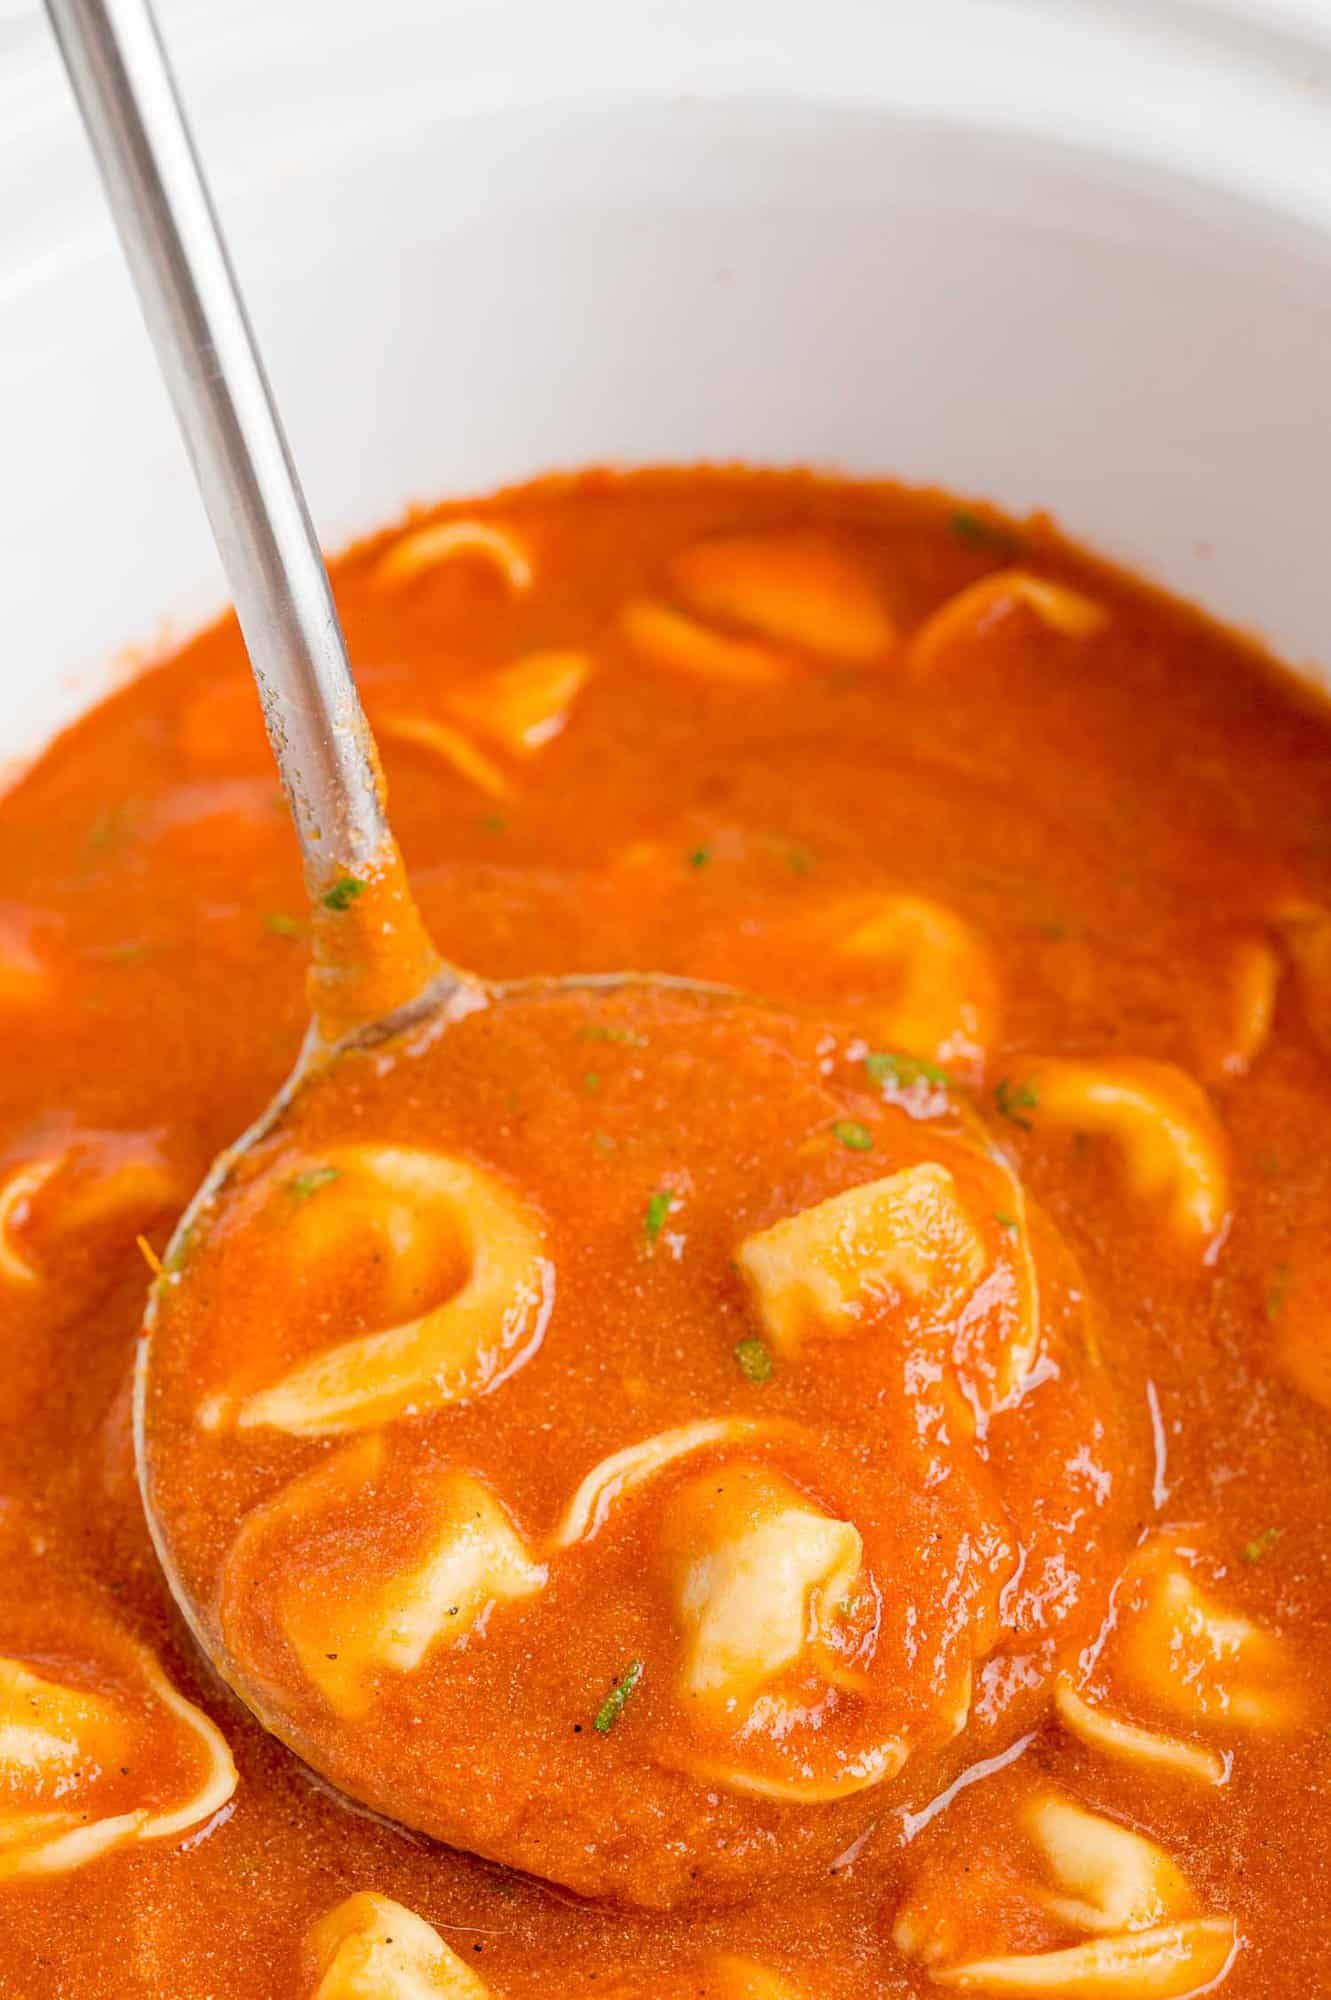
left=1, top=470, right=1329, bottom=1997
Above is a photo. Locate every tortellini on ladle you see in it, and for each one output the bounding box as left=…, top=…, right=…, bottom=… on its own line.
left=200, top=1145, right=552, bottom=1436
left=222, top=1434, right=546, bottom=1720
left=657, top=1462, right=908, bottom=1801
left=736, top=1163, right=987, bottom=1357
left=663, top=1462, right=864, bottom=1717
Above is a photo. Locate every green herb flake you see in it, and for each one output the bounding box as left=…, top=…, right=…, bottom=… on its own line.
left=785, top=843, right=816, bottom=876
left=582, top=1024, right=648, bottom=1047
left=687, top=846, right=713, bottom=869
left=734, top=1335, right=774, bottom=1384
left=1265, top=1263, right=1292, bottom=1320
left=644, top=1188, right=676, bottom=1245
left=583, top=1071, right=602, bottom=1094
left=288, top=1165, right=341, bottom=1203
left=593, top=1659, right=643, bottom=1734
left=481, top=812, right=507, bottom=835
left=948, top=509, right=1018, bottom=555
left=263, top=911, right=303, bottom=937
left=832, top=1119, right=874, bottom=1152
left=994, top=1077, right=1039, bottom=1129
left=864, top=1048, right=949, bottom=1091
left=321, top=876, right=365, bottom=912
left=1243, top=1526, right=1283, bottom=1564
left=994, top=1211, right=1019, bottom=1234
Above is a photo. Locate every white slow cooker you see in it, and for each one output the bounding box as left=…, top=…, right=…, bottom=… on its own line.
left=3, top=0, right=1331, bottom=767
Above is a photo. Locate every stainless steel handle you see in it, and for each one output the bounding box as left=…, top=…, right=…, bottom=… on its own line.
left=44, top=0, right=386, bottom=894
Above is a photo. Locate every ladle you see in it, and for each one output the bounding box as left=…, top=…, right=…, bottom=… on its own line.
left=47, top=8, right=1056, bottom=1913
left=44, top=0, right=750, bottom=1853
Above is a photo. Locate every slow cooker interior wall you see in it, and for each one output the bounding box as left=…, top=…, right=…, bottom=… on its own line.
left=4, top=94, right=1331, bottom=762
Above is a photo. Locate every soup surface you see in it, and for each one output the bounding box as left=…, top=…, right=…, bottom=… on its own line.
left=2, top=468, right=1331, bottom=1994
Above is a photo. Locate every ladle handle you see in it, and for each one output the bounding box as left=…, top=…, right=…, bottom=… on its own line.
left=44, top=0, right=386, bottom=894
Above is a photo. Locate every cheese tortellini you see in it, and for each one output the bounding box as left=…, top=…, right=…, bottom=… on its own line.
left=306, top=1893, right=493, bottom=2000
left=928, top=1921, right=1237, bottom=1996
left=1020, top=1796, right=1191, bottom=1937
left=0, top=1160, right=58, bottom=1285
left=202, top=1145, right=552, bottom=1435
left=446, top=650, right=592, bottom=759
left=621, top=529, right=895, bottom=687
left=835, top=894, right=1000, bottom=1074
left=997, top=1059, right=1231, bottom=1252
left=909, top=570, right=1107, bottom=675
left=1200, top=934, right=1280, bottom=1082
left=373, top=517, right=534, bottom=594
left=143, top=981, right=1139, bottom=1903
left=1048, top=1532, right=1306, bottom=1792
left=0, top=1617, right=235, bottom=1880
left=663, top=1463, right=863, bottom=1717
left=736, top=1163, right=987, bottom=1356
left=551, top=1419, right=778, bottom=1549
left=378, top=651, right=593, bottom=801
left=894, top=1788, right=1236, bottom=1997
left=0, top=1136, right=180, bottom=1289
left=659, top=1463, right=906, bottom=1800
left=1052, top=1680, right=1227, bottom=1790
left=620, top=599, right=793, bottom=687
left=742, top=892, right=999, bottom=1077
left=1104, top=1534, right=1306, bottom=1734
left=222, top=1434, right=545, bottom=1720
left=377, top=713, right=512, bottom=801
left=666, top=530, right=897, bottom=661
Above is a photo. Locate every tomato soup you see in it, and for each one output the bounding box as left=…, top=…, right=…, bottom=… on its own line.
left=2, top=469, right=1330, bottom=1996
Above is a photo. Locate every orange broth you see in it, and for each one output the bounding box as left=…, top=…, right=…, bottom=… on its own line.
left=1, top=468, right=1330, bottom=1995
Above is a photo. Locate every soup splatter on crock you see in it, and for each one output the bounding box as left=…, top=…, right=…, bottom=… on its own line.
left=2, top=469, right=1330, bottom=1994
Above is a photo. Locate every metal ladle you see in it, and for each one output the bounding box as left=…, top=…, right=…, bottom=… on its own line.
left=44, top=0, right=743, bottom=1844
